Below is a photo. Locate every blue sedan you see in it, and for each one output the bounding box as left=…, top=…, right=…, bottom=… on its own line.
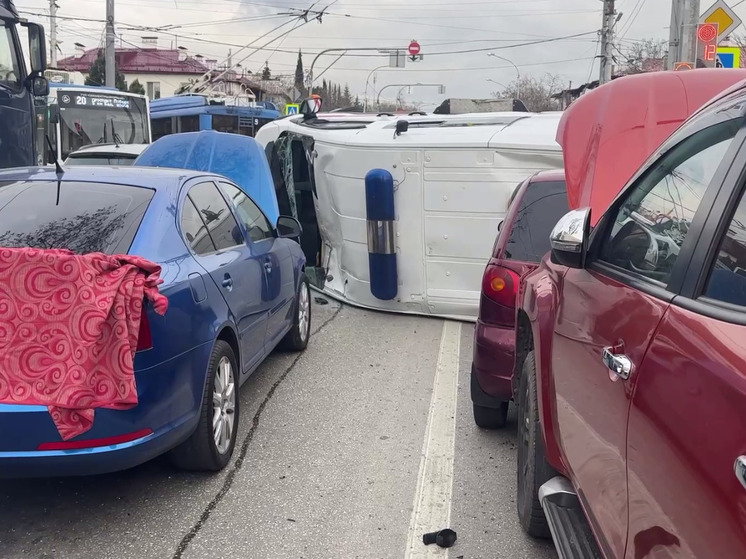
left=0, top=165, right=310, bottom=477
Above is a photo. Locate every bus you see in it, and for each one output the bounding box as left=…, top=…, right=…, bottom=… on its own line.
left=38, top=84, right=151, bottom=164
left=149, top=93, right=280, bottom=140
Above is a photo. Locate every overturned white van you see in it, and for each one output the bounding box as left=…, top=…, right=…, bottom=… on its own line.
left=255, top=111, right=563, bottom=321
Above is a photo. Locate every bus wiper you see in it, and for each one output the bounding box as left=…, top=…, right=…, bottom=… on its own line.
left=111, top=118, right=123, bottom=146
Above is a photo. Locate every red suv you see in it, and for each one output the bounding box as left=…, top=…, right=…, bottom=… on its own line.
left=515, top=82, right=746, bottom=557
left=471, top=170, right=568, bottom=428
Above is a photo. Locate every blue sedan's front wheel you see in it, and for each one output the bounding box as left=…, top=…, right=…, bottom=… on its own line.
left=170, top=340, right=240, bottom=471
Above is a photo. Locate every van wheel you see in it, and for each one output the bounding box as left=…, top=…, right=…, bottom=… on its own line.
left=170, top=340, right=239, bottom=472
left=516, top=351, right=556, bottom=538
left=279, top=274, right=311, bottom=351
left=473, top=402, right=509, bottom=429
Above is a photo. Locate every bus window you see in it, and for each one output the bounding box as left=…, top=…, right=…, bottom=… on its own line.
left=55, top=90, right=149, bottom=159
left=213, top=115, right=238, bottom=134
left=151, top=117, right=172, bottom=140
left=179, top=115, right=199, bottom=133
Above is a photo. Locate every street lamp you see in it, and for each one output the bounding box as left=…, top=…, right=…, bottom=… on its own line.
left=376, top=83, right=445, bottom=110
left=308, top=47, right=401, bottom=90
left=486, top=78, right=507, bottom=90
left=364, top=65, right=389, bottom=112
left=487, top=52, right=520, bottom=99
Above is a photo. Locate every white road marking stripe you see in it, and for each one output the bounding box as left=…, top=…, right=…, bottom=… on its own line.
left=405, top=320, right=462, bottom=559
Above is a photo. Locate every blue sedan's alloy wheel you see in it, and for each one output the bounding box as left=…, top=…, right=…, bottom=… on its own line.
left=213, top=356, right=236, bottom=455
left=169, top=340, right=240, bottom=471
left=279, top=274, right=311, bottom=351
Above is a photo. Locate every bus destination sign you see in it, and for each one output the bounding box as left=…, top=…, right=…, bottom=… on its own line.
left=58, top=91, right=132, bottom=110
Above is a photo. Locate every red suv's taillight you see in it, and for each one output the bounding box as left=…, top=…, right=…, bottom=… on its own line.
left=479, top=264, right=520, bottom=327
left=137, top=307, right=153, bottom=352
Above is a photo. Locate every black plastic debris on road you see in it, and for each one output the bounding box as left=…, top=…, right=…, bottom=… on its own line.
left=422, top=528, right=457, bottom=548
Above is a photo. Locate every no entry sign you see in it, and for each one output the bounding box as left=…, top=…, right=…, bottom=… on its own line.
left=408, top=41, right=421, bottom=56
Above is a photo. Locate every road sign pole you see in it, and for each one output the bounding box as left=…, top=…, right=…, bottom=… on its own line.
left=680, top=0, right=702, bottom=67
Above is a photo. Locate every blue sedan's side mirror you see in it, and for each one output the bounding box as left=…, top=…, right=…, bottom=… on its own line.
left=276, top=215, right=302, bottom=239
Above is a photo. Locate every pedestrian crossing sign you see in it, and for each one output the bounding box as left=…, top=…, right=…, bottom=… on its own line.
left=717, top=46, right=741, bottom=68
left=285, top=104, right=299, bottom=115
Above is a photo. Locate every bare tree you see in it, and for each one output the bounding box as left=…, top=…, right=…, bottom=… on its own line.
left=496, top=74, right=563, bottom=112
left=620, top=38, right=668, bottom=73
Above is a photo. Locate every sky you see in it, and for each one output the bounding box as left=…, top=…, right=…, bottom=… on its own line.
left=14, top=0, right=746, bottom=108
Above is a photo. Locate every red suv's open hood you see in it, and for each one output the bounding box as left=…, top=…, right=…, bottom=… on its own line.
left=558, top=69, right=746, bottom=225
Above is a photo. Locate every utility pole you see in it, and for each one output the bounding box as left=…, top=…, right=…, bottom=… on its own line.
left=667, top=0, right=681, bottom=68
left=49, top=0, right=58, bottom=67
left=599, top=0, right=616, bottom=84
left=105, top=0, right=115, bottom=87
left=668, top=0, right=701, bottom=69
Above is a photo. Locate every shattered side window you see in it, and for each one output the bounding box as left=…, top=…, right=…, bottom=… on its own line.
left=274, top=134, right=297, bottom=220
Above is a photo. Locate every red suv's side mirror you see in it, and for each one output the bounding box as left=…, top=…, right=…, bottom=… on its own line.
left=549, top=207, right=590, bottom=268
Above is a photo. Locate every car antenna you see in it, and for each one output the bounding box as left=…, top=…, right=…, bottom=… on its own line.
left=45, top=134, right=64, bottom=175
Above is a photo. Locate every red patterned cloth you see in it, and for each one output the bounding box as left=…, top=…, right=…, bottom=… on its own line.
left=0, top=248, right=168, bottom=440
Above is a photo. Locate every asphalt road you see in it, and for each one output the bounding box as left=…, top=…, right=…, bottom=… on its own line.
left=0, top=298, right=557, bottom=559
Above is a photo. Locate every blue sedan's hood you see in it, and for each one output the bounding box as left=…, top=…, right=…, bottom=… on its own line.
left=135, top=131, right=280, bottom=225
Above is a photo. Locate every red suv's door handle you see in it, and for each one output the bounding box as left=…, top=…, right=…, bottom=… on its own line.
left=602, top=346, right=632, bottom=380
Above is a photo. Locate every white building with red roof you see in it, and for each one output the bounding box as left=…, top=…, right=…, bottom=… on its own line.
left=57, top=39, right=210, bottom=99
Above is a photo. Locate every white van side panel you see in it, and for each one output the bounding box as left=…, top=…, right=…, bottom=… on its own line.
left=313, top=143, right=562, bottom=320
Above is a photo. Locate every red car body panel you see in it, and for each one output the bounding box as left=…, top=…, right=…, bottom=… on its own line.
left=625, top=305, right=746, bottom=558
left=473, top=170, right=566, bottom=402
left=519, top=255, right=567, bottom=473
left=558, top=69, right=746, bottom=226
left=550, top=267, right=669, bottom=557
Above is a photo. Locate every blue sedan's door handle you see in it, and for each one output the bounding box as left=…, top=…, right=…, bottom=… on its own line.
left=222, top=274, right=233, bottom=290
left=264, top=259, right=272, bottom=274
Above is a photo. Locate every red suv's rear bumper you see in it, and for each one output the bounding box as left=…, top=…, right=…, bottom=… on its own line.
left=471, top=320, right=515, bottom=405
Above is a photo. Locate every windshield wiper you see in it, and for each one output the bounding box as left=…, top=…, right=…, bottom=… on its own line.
left=111, top=118, right=123, bottom=146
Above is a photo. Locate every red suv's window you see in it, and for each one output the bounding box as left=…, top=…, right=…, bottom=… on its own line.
left=705, top=189, right=746, bottom=307
left=504, top=180, right=569, bottom=262
left=600, top=119, right=739, bottom=285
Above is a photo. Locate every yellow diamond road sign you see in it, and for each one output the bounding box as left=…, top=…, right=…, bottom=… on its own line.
left=701, top=0, right=743, bottom=39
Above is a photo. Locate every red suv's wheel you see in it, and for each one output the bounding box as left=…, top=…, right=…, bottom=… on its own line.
left=516, top=350, right=557, bottom=538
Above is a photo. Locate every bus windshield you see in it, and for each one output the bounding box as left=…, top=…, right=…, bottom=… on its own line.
left=56, top=89, right=149, bottom=158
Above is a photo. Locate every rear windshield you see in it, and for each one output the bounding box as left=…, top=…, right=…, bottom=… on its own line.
left=504, top=180, right=569, bottom=262
left=0, top=180, right=154, bottom=254
left=66, top=155, right=139, bottom=166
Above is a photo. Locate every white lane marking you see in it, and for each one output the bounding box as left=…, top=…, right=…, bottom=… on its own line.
left=405, top=320, right=462, bottom=559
